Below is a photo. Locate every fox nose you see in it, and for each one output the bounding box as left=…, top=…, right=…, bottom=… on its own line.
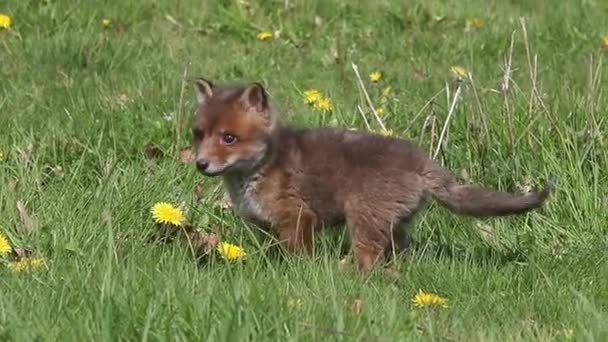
left=196, top=159, right=209, bottom=172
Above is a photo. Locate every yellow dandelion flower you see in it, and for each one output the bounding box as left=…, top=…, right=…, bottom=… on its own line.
left=217, top=241, right=246, bottom=261
left=0, top=150, right=3, bottom=161
left=373, top=128, right=395, bottom=137
left=369, top=71, right=383, bottom=83
left=465, top=17, right=483, bottom=31
left=0, top=13, right=11, bottom=29
left=7, top=257, right=44, bottom=273
left=450, top=66, right=468, bottom=80
left=287, top=298, right=304, bottom=308
left=411, top=289, right=448, bottom=308
left=601, top=35, right=608, bottom=48
left=314, top=96, right=333, bottom=112
left=151, top=202, right=185, bottom=226
left=102, top=18, right=111, bottom=28
left=381, top=86, right=392, bottom=98
left=304, top=89, right=322, bottom=104
left=374, top=108, right=384, bottom=116
left=256, top=31, right=273, bottom=41
left=0, top=231, right=11, bottom=255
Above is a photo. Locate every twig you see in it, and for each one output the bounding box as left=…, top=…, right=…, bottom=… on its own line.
left=405, top=87, right=445, bottom=133
left=467, top=73, right=490, bottom=141
left=586, top=54, right=603, bottom=120
left=502, top=31, right=516, bottom=154
left=351, top=63, right=387, bottom=131
left=429, top=113, right=437, bottom=157
left=519, top=18, right=558, bottom=132
left=519, top=17, right=536, bottom=118
left=175, top=62, right=190, bottom=156
left=419, top=106, right=434, bottom=151
left=445, top=81, right=451, bottom=112
left=502, top=31, right=516, bottom=94
left=433, top=83, right=463, bottom=159
left=356, top=105, right=372, bottom=130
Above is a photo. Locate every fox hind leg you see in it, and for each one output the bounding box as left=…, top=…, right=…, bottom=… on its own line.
left=346, top=210, right=393, bottom=272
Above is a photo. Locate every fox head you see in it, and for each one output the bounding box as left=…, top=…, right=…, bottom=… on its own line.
left=191, top=78, right=277, bottom=176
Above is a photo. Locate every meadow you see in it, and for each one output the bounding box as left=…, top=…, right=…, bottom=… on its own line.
left=1, top=0, right=608, bottom=341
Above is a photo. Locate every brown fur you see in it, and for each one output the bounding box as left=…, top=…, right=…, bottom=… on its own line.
left=191, top=78, right=553, bottom=272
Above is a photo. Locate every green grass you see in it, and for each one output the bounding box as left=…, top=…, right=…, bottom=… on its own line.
left=1, top=0, right=608, bottom=340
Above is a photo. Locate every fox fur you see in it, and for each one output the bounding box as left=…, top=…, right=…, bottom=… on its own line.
left=191, top=78, right=553, bottom=272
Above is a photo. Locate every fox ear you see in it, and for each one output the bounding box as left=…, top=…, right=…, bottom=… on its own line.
left=239, top=83, right=276, bottom=129
left=193, top=78, right=214, bottom=105
left=239, top=83, right=269, bottom=113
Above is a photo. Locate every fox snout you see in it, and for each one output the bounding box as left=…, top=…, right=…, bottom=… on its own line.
left=195, top=159, right=209, bottom=172
left=194, top=155, right=229, bottom=176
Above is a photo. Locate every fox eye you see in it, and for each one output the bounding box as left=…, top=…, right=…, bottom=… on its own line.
left=222, top=133, right=238, bottom=145
left=192, top=128, right=204, bottom=140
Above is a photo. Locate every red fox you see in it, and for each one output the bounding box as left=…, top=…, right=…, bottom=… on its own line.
left=191, top=78, right=553, bottom=272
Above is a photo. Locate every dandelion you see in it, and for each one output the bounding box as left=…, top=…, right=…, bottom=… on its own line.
left=381, top=86, right=393, bottom=98
left=369, top=71, right=383, bottom=83
left=7, top=257, right=44, bottom=273
left=411, top=289, right=448, bottom=308
left=303, top=88, right=333, bottom=112
left=0, top=13, right=11, bottom=29
left=373, top=128, right=395, bottom=137
left=0, top=150, right=3, bottom=161
left=102, top=18, right=111, bottom=28
left=374, top=108, right=384, bottom=116
left=217, top=241, right=246, bottom=261
left=303, top=89, right=322, bottom=104
left=314, top=96, right=333, bottom=112
left=287, top=298, right=304, bottom=308
left=0, top=231, right=11, bottom=255
left=256, top=31, right=273, bottom=41
left=465, top=17, right=483, bottom=31
left=601, top=35, right=608, bottom=48
left=151, top=202, right=185, bottom=226
left=450, top=66, right=468, bottom=80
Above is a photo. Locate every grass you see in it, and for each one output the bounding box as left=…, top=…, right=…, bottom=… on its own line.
left=1, top=0, right=607, bottom=340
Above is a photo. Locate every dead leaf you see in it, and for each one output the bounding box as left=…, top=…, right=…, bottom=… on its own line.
left=16, top=143, right=33, bottom=166
left=143, top=144, right=163, bottom=159
left=459, top=168, right=470, bottom=183
left=382, top=266, right=400, bottom=280
left=476, top=222, right=495, bottom=242
left=44, top=164, right=65, bottom=178
left=314, top=15, right=323, bottom=27
left=217, top=192, right=233, bottom=210
left=185, top=230, right=220, bottom=254
left=193, top=183, right=204, bottom=201
left=51, top=165, right=64, bottom=177
left=200, top=232, right=220, bottom=249
left=165, top=14, right=182, bottom=28
left=64, top=242, right=83, bottom=256
left=178, top=148, right=194, bottom=163
left=351, top=299, right=364, bottom=315
left=413, top=68, right=425, bottom=80
left=100, top=210, right=112, bottom=226
left=16, top=200, right=35, bottom=232
left=12, top=246, right=33, bottom=259
left=519, top=176, right=533, bottom=194
left=338, top=255, right=353, bottom=271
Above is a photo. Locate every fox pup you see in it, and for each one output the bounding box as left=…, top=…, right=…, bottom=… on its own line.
left=191, top=78, right=553, bottom=272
